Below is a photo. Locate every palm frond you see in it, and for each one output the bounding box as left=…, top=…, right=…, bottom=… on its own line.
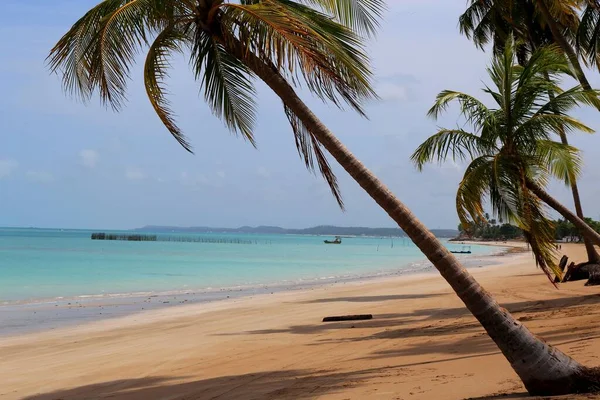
left=456, top=155, right=494, bottom=229
left=536, top=86, right=600, bottom=116
left=284, top=104, right=344, bottom=208
left=578, top=3, right=600, bottom=69
left=411, top=129, right=490, bottom=171
left=515, top=113, right=594, bottom=144
left=144, top=24, right=192, bottom=152
left=47, top=0, right=175, bottom=109
left=459, top=0, right=504, bottom=50
left=47, top=0, right=127, bottom=102
left=427, top=90, right=494, bottom=129
left=296, top=0, right=385, bottom=37
left=219, top=0, right=375, bottom=114
left=191, top=29, right=258, bottom=146
left=534, top=139, right=582, bottom=185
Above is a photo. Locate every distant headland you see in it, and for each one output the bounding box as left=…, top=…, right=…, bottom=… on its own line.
left=134, top=225, right=459, bottom=238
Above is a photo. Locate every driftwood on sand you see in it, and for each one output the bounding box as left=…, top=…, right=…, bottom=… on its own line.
left=322, top=314, right=373, bottom=322
left=557, top=256, right=600, bottom=286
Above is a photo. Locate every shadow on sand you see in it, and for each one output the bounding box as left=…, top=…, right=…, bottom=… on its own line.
left=216, top=293, right=600, bottom=343
left=301, top=293, right=442, bottom=303
left=23, top=367, right=394, bottom=400
left=23, top=293, right=600, bottom=400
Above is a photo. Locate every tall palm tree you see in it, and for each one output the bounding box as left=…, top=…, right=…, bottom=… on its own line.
left=460, top=0, right=600, bottom=264
left=48, top=1, right=600, bottom=395
left=412, top=40, right=600, bottom=278
left=460, top=1, right=587, bottom=84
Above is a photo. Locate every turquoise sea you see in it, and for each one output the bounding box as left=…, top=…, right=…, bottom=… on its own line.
left=0, top=228, right=499, bottom=305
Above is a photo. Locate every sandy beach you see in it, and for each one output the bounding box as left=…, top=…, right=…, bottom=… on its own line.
left=2, top=243, right=600, bottom=400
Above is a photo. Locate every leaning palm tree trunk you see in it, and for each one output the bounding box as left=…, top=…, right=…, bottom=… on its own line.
left=567, top=175, right=600, bottom=261
left=540, top=70, right=600, bottom=262
left=557, top=134, right=600, bottom=261
left=526, top=179, right=600, bottom=247
left=535, top=0, right=594, bottom=91
left=229, top=41, right=600, bottom=396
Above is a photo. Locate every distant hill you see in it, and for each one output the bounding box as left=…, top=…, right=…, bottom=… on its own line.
left=134, top=225, right=458, bottom=238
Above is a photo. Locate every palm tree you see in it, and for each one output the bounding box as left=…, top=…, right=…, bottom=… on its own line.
left=460, top=0, right=600, bottom=264
left=461, top=0, right=591, bottom=88
left=412, top=39, right=600, bottom=278
left=48, top=1, right=600, bottom=395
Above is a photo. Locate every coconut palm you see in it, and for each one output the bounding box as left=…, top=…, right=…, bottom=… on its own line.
left=412, top=39, right=600, bottom=278
left=48, top=1, right=600, bottom=395
left=460, top=0, right=600, bottom=264
left=460, top=0, right=590, bottom=88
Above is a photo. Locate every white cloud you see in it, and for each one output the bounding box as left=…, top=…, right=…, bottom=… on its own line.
left=377, top=83, right=408, bottom=102
left=216, top=170, right=226, bottom=179
left=0, top=159, right=18, bottom=179
left=125, top=167, right=145, bottom=180
left=256, top=166, right=271, bottom=179
left=180, top=171, right=211, bottom=188
left=26, top=170, right=54, bottom=184
left=80, top=149, right=99, bottom=168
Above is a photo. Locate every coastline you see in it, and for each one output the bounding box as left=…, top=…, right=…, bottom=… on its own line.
left=0, top=241, right=514, bottom=337
left=3, top=243, right=599, bottom=400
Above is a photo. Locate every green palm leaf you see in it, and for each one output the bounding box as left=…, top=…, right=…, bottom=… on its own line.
left=411, top=129, right=491, bottom=171
left=47, top=0, right=128, bottom=101
left=297, top=0, right=384, bottom=37
left=456, top=155, right=494, bottom=228
left=534, top=139, right=582, bottom=185
left=219, top=0, right=375, bottom=114
left=284, top=105, right=343, bottom=208
left=191, top=31, right=258, bottom=146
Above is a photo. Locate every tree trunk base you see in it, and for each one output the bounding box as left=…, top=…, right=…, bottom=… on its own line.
left=562, top=261, right=600, bottom=285
left=585, top=269, right=600, bottom=286
left=526, top=366, right=600, bottom=396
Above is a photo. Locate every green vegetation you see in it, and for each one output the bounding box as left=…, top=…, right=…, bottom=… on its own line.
left=457, top=215, right=522, bottom=241
left=457, top=216, right=600, bottom=242
left=555, top=218, right=600, bottom=242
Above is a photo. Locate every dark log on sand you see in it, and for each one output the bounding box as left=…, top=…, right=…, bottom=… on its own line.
left=561, top=261, right=600, bottom=286
left=322, top=314, right=373, bottom=322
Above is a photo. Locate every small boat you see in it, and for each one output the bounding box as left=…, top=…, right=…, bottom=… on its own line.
left=324, top=236, right=342, bottom=244
left=451, top=245, right=471, bottom=254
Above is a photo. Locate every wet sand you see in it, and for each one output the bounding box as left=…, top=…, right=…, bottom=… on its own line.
left=1, top=243, right=600, bottom=399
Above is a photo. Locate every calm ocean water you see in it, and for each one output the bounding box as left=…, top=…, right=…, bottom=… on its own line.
left=0, top=228, right=499, bottom=304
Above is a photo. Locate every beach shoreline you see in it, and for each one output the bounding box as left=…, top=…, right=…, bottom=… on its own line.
left=2, top=243, right=600, bottom=400
left=0, top=241, right=516, bottom=337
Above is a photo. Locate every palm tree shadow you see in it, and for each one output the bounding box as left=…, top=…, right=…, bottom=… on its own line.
left=22, top=367, right=389, bottom=400
left=301, top=293, right=441, bottom=303
left=219, top=293, right=600, bottom=340
left=463, top=393, right=530, bottom=399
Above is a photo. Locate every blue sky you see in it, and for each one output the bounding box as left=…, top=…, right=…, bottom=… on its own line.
left=1, top=0, right=600, bottom=230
